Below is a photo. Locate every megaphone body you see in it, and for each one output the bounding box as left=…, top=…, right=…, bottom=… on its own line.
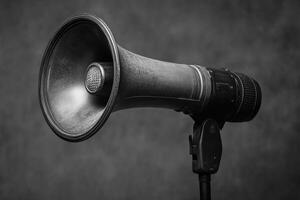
left=39, top=15, right=261, bottom=142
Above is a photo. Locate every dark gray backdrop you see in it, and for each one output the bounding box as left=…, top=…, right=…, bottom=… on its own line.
left=0, top=0, right=299, bottom=199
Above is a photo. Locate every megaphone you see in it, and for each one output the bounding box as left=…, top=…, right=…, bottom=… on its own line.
left=39, top=15, right=261, bottom=142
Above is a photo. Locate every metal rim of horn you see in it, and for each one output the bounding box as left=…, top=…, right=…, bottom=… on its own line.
left=39, top=15, right=120, bottom=142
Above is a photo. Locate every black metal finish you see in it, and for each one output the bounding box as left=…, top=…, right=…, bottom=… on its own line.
left=189, top=119, right=222, bottom=200
left=39, top=14, right=262, bottom=142
left=39, top=15, right=120, bottom=142
left=198, top=68, right=262, bottom=122
left=199, top=174, right=211, bottom=200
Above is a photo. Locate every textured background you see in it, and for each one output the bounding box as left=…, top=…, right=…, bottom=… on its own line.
left=0, top=0, right=299, bottom=199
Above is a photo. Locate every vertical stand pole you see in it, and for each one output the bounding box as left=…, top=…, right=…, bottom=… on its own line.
left=189, top=119, right=222, bottom=200
left=199, top=174, right=211, bottom=200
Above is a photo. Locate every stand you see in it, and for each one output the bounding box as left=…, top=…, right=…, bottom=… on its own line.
left=189, top=119, right=222, bottom=200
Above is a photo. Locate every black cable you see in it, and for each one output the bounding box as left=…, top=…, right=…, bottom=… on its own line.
left=199, top=174, right=211, bottom=200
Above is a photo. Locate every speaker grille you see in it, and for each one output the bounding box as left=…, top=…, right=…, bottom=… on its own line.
left=85, top=64, right=103, bottom=93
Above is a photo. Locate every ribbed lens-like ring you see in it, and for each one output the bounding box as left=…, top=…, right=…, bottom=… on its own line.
left=230, top=72, right=262, bottom=122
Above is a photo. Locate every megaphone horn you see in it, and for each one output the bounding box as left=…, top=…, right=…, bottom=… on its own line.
left=39, top=15, right=261, bottom=142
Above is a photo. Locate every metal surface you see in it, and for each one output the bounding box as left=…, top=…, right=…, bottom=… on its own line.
left=39, top=15, right=120, bottom=141
left=39, top=14, right=261, bottom=142
left=114, top=47, right=211, bottom=114
left=39, top=15, right=211, bottom=141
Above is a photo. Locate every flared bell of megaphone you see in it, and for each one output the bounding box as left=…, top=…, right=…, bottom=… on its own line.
left=39, top=15, right=261, bottom=142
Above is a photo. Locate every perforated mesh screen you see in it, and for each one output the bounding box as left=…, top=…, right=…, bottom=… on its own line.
left=86, top=65, right=102, bottom=93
